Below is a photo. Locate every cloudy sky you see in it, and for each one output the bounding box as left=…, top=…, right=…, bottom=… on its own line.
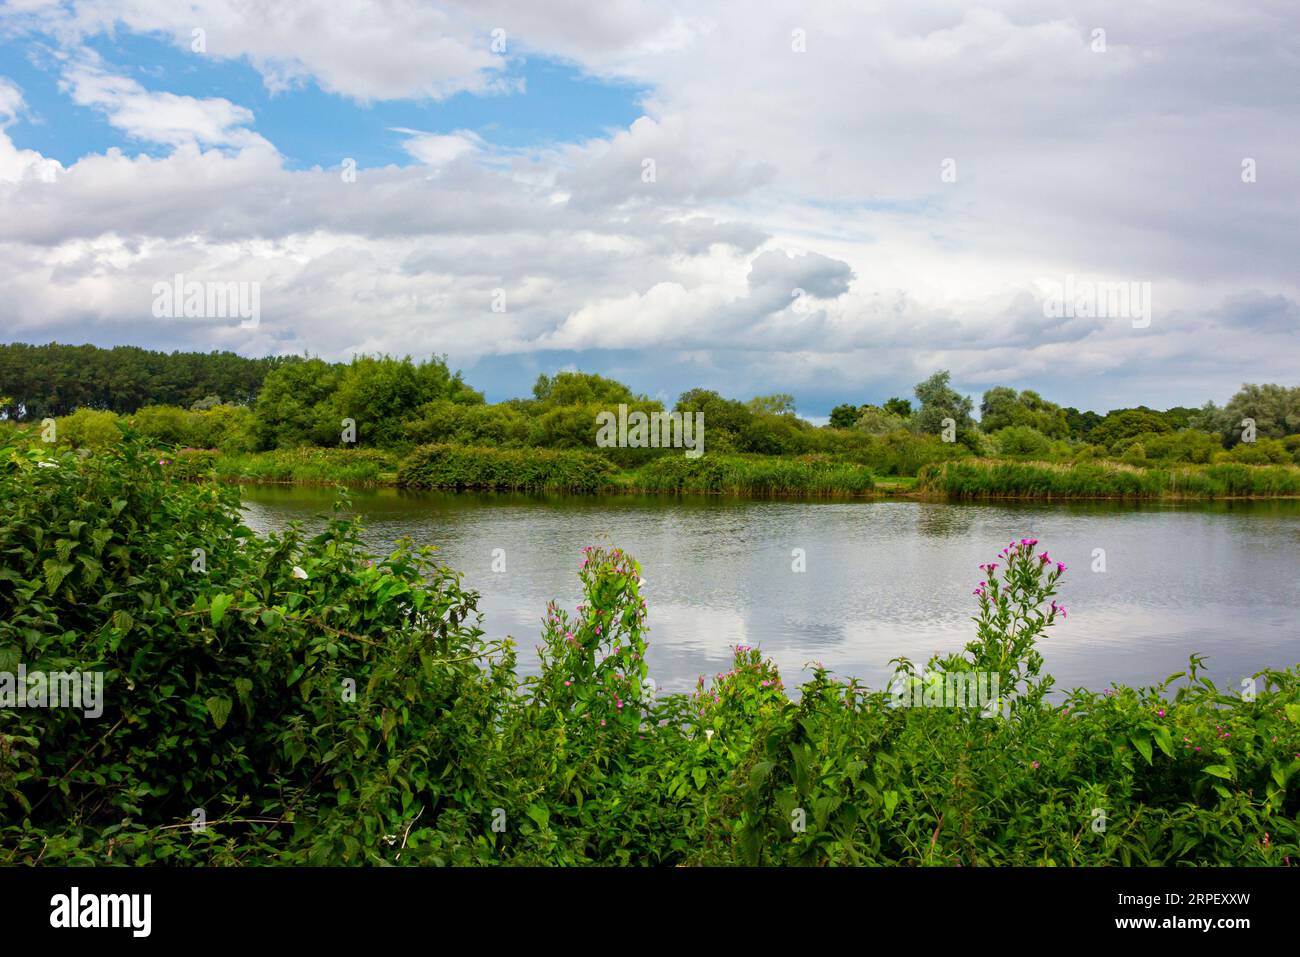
left=0, top=0, right=1297, bottom=416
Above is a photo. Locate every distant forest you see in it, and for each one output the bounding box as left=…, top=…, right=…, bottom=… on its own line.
left=0, top=342, right=289, bottom=420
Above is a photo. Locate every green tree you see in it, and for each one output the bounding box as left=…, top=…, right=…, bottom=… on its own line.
left=913, top=371, right=975, bottom=444
left=854, top=406, right=908, bottom=435
left=532, top=372, right=636, bottom=408
left=746, top=394, right=795, bottom=415
left=1088, top=409, right=1173, bottom=450
left=828, top=403, right=862, bottom=429
left=1218, top=384, right=1300, bottom=445
left=253, top=358, right=343, bottom=449
left=980, top=388, right=1068, bottom=438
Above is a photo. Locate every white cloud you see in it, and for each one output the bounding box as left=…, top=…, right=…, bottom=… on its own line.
left=0, top=76, right=25, bottom=123
left=0, top=1, right=1297, bottom=410
left=393, top=128, right=485, bottom=167
left=60, top=54, right=272, bottom=151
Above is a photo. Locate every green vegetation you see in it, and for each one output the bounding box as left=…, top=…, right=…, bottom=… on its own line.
left=919, top=460, right=1300, bottom=500
left=629, top=454, right=874, bottom=496
left=210, top=448, right=400, bottom=485
left=5, top=341, right=1300, bottom=499
left=399, top=445, right=617, bottom=493
left=0, top=341, right=283, bottom=419
left=3, top=437, right=1296, bottom=865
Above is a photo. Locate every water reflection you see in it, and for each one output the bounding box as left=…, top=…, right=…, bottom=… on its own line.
left=240, top=487, right=1300, bottom=695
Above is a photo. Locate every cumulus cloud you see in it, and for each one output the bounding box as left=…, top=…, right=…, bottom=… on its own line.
left=0, top=0, right=1297, bottom=411
left=60, top=54, right=271, bottom=150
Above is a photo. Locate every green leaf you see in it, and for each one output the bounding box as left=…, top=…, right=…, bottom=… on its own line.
left=1285, top=703, right=1300, bottom=724
left=692, top=767, right=707, bottom=790
left=233, top=677, right=254, bottom=716
left=210, top=593, right=233, bottom=626
left=883, top=789, right=900, bottom=819
left=204, top=696, right=233, bottom=730
left=42, top=559, right=73, bottom=594
left=1202, top=764, right=1234, bottom=780
left=1152, top=725, right=1174, bottom=758
left=1130, top=733, right=1153, bottom=765
left=748, top=760, right=775, bottom=789
left=525, top=804, right=549, bottom=829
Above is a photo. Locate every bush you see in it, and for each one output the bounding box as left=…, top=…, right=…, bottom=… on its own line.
left=56, top=408, right=122, bottom=449
left=0, top=435, right=509, bottom=864
left=2, top=438, right=1297, bottom=865
left=214, top=447, right=398, bottom=484
left=631, top=454, right=873, bottom=496
left=918, top=459, right=1300, bottom=499
left=398, top=444, right=617, bottom=492
left=131, top=405, right=192, bottom=445
left=993, top=425, right=1052, bottom=458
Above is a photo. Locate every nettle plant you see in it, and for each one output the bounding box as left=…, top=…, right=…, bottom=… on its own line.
left=532, top=546, right=650, bottom=734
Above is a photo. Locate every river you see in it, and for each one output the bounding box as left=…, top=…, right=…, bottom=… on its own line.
left=240, top=486, right=1300, bottom=695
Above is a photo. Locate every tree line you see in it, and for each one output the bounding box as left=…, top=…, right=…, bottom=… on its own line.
left=0, top=342, right=289, bottom=420
left=2, top=342, right=1298, bottom=470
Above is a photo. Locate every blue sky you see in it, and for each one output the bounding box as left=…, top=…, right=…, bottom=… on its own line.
left=0, top=0, right=1296, bottom=416
left=0, top=30, right=648, bottom=168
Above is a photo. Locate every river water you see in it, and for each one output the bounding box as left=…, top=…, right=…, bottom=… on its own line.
left=240, top=486, right=1300, bottom=695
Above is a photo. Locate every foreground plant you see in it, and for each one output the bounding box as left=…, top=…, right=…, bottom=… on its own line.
left=2, top=435, right=1296, bottom=866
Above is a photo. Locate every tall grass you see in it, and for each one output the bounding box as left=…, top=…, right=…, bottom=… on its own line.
left=629, top=454, right=874, bottom=496
left=213, top=447, right=399, bottom=484
left=918, top=459, right=1300, bottom=499
left=398, top=444, right=617, bottom=492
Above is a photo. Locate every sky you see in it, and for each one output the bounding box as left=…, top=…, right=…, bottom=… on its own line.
left=0, top=0, right=1297, bottom=416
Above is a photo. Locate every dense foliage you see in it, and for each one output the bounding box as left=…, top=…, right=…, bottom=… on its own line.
left=398, top=444, right=617, bottom=493
left=5, top=343, right=1300, bottom=498
left=630, top=454, right=874, bottom=496
left=918, top=460, right=1300, bottom=499
left=2, top=437, right=1297, bottom=865
left=0, top=342, right=284, bottom=419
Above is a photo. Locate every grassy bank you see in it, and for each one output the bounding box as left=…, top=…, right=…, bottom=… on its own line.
left=395, top=444, right=876, bottom=496
left=121, top=442, right=1300, bottom=501
left=4, top=436, right=1297, bottom=866
left=918, top=459, right=1300, bottom=500
left=204, top=447, right=400, bottom=484
left=627, top=452, right=874, bottom=496
left=398, top=443, right=618, bottom=492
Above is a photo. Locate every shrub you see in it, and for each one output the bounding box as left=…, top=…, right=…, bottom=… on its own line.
left=398, top=444, right=617, bottom=492
left=56, top=408, right=122, bottom=449
left=993, top=425, right=1052, bottom=458
left=2, top=438, right=1296, bottom=866
left=214, top=447, right=398, bottom=484
left=631, top=454, right=873, bottom=496
left=918, top=459, right=1300, bottom=499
